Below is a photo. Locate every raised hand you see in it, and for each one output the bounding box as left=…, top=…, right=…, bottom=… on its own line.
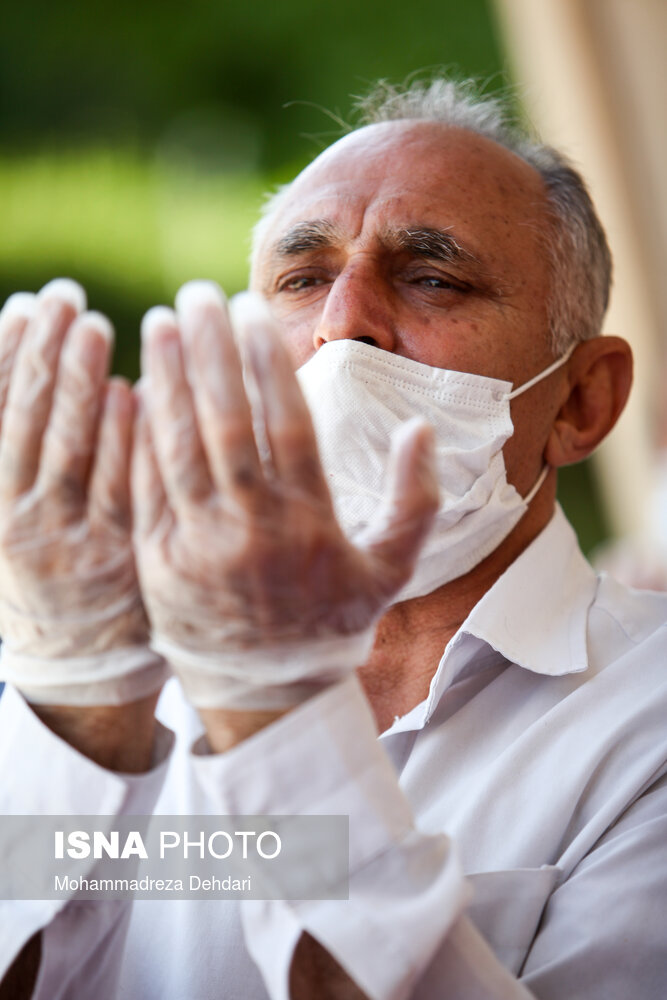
left=133, top=282, right=438, bottom=712
left=0, top=280, right=164, bottom=707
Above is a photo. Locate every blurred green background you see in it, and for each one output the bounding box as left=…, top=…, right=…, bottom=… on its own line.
left=0, top=0, right=608, bottom=550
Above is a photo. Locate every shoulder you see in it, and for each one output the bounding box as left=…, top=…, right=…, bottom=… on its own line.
left=592, top=572, right=667, bottom=642
left=587, top=572, right=667, bottom=678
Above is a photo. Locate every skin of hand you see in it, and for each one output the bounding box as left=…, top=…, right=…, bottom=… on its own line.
left=132, top=283, right=439, bottom=751
left=0, top=282, right=157, bottom=772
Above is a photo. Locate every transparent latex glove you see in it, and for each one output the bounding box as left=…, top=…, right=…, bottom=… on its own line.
left=133, top=282, right=439, bottom=710
left=0, top=280, right=166, bottom=705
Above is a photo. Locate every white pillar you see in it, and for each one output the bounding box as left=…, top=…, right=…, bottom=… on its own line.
left=493, top=0, right=667, bottom=539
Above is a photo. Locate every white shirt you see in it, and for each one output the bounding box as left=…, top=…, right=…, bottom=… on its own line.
left=1, top=505, right=666, bottom=1000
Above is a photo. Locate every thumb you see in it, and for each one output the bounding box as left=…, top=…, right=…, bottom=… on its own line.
left=358, top=417, right=439, bottom=595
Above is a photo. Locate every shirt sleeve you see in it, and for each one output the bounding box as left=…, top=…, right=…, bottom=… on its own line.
left=190, top=675, right=667, bottom=1000
left=191, top=676, right=475, bottom=1000
left=0, top=683, right=174, bottom=1000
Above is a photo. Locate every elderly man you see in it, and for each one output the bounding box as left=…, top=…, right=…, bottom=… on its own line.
left=0, top=79, right=665, bottom=1000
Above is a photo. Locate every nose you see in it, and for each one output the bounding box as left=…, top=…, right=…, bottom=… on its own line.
left=312, top=262, right=396, bottom=353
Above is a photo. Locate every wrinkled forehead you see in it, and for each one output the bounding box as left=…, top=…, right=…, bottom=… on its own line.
left=251, top=121, right=551, bottom=282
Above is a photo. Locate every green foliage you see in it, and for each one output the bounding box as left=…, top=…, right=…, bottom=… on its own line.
left=557, top=461, right=611, bottom=557
left=1, top=0, right=503, bottom=168
left=0, top=150, right=266, bottom=377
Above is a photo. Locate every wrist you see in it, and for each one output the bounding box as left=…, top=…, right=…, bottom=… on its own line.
left=0, top=646, right=168, bottom=708
left=154, top=627, right=377, bottom=719
left=197, top=705, right=291, bottom=753
left=30, top=691, right=161, bottom=773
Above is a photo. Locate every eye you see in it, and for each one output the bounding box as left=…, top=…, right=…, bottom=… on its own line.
left=409, top=272, right=468, bottom=292
left=282, top=276, right=318, bottom=291
left=420, top=276, right=456, bottom=289
left=275, top=271, right=328, bottom=294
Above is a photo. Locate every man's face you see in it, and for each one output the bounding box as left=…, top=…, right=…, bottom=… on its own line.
left=251, top=121, right=566, bottom=498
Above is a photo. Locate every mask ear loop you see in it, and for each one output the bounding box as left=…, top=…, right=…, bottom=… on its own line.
left=504, top=341, right=578, bottom=502
left=504, top=342, right=577, bottom=401
left=522, top=464, right=551, bottom=504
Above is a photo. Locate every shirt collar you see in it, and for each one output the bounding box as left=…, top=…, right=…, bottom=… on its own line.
left=460, top=503, right=597, bottom=674
left=384, top=505, right=598, bottom=736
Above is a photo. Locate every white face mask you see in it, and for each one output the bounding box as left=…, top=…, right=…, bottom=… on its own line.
left=296, top=339, right=573, bottom=602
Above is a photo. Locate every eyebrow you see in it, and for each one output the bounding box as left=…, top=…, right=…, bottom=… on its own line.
left=272, top=220, right=341, bottom=257
left=269, top=220, right=481, bottom=268
left=390, top=227, right=480, bottom=267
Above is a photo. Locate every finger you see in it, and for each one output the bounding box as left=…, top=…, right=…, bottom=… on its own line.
left=141, top=307, right=212, bottom=510
left=0, top=278, right=86, bottom=499
left=359, top=418, right=439, bottom=594
left=0, top=293, right=36, bottom=435
left=88, top=376, right=134, bottom=531
left=36, top=311, right=113, bottom=504
left=175, top=281, right=263, bottom=499
left=131, top=385, right=169, bottom=539
left=231, top=292, right=332, bottom=504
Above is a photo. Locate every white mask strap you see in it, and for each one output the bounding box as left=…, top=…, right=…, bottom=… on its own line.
left=504, top=342, right=577, bottom=401
left=522, top=463, right=551, bottom=505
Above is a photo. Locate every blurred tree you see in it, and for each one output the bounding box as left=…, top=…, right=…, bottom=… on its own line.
left=0, top=0, right=502, bottom=168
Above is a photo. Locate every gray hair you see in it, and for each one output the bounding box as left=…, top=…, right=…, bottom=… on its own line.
left=253, top=78, right=612, bottom=355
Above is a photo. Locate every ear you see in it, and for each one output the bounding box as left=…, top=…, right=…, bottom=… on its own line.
left=545, top=336, right=633, bottom=467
